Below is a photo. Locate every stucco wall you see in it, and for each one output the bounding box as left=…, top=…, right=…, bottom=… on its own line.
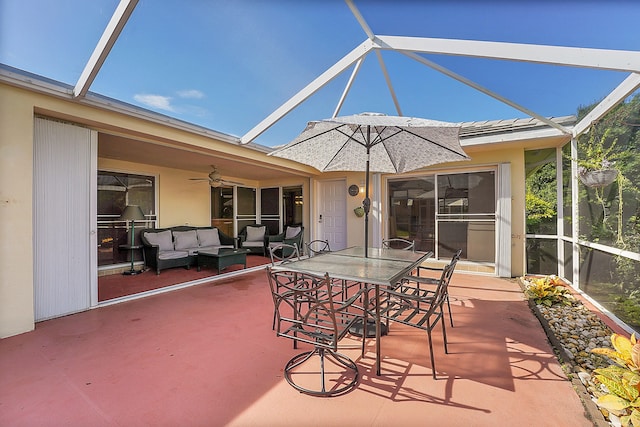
left=0, top=80, right=534, bottom=338
left=0, top=85, right=35, bottom=338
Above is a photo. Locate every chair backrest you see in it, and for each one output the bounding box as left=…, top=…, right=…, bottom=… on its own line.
left=428, top=262, right=456, bottom=314
left=284, top=225, right=303, bottom=239
left=449, top=248, right=463, bottom=271
left=381, top=238, right=415, bottom=251
left=241, top=224, right=267, bottom=241
left=269, top=243, right=300, bottom=266
left=306, top=239, right=331, bottom=257
left=267, top=267, right=350, bottom=351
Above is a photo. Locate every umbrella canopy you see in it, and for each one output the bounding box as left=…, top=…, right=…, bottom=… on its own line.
left=269, top=112, right=470, bottom=256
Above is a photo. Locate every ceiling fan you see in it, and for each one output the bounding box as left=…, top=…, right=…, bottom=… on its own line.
left=190, top=165, right=245, bottom=187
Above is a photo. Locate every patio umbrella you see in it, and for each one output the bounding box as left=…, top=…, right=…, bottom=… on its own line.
left=269, top=112, right=470, bottom=257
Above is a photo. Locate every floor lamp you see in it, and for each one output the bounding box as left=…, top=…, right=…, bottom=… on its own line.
left=120, top=205, right=145, bottom=275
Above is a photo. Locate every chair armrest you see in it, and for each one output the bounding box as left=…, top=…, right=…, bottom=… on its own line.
left=403, top=275, right=439, bottom=285
left=336, top=287, right=368, bottom=312
left=268, top=233, right=285, bottom=243
left=142, top=244, right=160, bottom=260
left=217, top=229, right=237, bottom=247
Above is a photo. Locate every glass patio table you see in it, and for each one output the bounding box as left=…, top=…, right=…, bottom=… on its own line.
left=272, top=246, right=432, bottom=375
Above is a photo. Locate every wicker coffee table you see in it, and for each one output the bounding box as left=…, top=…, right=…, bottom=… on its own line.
left=197, top=248, right=249, bottom=273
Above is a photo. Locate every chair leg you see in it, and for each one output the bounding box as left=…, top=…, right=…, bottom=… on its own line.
left=446, top=293, right=454, bottom=327
left=427, top=326, right=437, bottom=380
left=441, top=316, right=448, bottom=354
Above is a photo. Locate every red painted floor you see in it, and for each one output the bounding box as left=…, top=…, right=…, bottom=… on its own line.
left=98, top=255, right=271, bottom=301
left=1, top=269, right=592, bottom=426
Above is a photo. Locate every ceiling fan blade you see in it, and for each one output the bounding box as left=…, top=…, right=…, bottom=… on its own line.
left=189, top=178, right=210, bottom=182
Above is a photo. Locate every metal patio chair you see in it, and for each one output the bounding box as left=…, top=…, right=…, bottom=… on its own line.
left=403, top=249, right=462, bottom=327
left=379, top=262, right=455, bottom=379
left=305, top=239, right=332, bottom=257
left=381, top=238, right=415, bottom=251
left=267, top=267, right=367, bottom=396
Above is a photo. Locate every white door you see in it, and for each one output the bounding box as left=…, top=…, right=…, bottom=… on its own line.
left=34, top=118, right=97, bottom=321
left=318, top=180, right=347, bottom=250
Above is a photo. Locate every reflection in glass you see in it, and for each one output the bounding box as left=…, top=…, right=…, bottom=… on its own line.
left=526, top=238, right=558, bottom=275
left=283, top=186, right=303, bottom=226
left=211, top=187, right=234, bottom=236
left=97, top=171, right=156, bottom=266
left=524, top=148, right=557, bottom=235
left=261, top=187, right=280, bottom=235
left=389, top=177, right=435, bottom=253
left=580, top=247, right=640, bottom=334
left=389, top=171, right=496, bottom=261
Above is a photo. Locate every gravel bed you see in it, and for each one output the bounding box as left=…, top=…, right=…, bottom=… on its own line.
left=522, top=281, right=620, bottom=426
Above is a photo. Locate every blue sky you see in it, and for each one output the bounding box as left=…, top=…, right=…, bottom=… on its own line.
left=1, top=0, right=639, bottom=146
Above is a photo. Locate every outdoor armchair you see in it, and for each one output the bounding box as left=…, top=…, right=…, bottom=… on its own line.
left=267, top=225, right=304, bottom=255
left=239, top=224, right=269, bottom=256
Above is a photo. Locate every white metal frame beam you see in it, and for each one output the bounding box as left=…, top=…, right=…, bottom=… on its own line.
left=240, top=39, right=375, bottom=144
left=241, top=1, right=640, bottom=144
left=400, top=50, right=572, bottom=134
left=375, top=35, right=640, bottom=72
left=573, top=73, right=640, bottom=137
left=73, top=0, right=138, bottom=98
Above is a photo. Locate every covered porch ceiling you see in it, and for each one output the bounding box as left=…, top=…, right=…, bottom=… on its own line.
left=97, top=131, right=306, bottom=182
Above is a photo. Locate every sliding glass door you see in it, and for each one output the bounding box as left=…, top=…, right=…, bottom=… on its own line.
left=388, top=170, right=496, bottom=262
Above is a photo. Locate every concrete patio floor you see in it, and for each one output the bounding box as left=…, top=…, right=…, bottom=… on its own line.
left=0, top=267, right=594, bottom=426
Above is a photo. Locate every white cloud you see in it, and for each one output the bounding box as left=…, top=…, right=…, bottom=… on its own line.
left=133, top=94, right=174, bottom=111
left=177, top=89, right=204, bottom=99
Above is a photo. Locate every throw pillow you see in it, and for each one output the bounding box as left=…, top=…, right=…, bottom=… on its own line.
left=197, top=228, right=221, bottom=247
left=246, top=226, right=266, bottom=242
left=144, top=230, right=173, bottom=252
left=285, top=226, right=301, bottom=239
left=173, top=230, right=198, bottom=250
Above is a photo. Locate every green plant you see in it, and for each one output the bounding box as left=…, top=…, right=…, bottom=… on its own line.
left=577, top=128, right=621, bottom=172
left=592, top=334, right=640, bottom=427
left=525, top=192, right=556, bottom=231
left=524, top=275, right=574, bottom=306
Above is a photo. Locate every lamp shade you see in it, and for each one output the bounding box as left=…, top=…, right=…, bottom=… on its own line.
left=120, top=205, right=145, bottom=221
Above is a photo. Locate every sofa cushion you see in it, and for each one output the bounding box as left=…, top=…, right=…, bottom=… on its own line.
left=158, top=250, right=189, bottom=260
left=197, top=228, right=221, bottom=247
left=246, top=226, right=266, bottom=242
left=174, top=230, right=198, bottom=250
left=285, top=226, right=301, bottom=239
left=144, top=230, right=174, bottom=252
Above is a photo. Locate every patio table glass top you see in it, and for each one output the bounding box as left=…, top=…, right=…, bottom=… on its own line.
left=331, top=246, right=432, bottom=263
left=273, top=247, right=430, bottom=286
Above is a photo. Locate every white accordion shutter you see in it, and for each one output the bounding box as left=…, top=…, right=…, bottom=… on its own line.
left=34, top=117, right=97, bottom=321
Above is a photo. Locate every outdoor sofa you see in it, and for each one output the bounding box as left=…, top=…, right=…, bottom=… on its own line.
left=140, top=225, right=236, bottom=274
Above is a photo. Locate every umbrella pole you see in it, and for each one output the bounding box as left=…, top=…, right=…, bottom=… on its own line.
left=363, top=126, right=371, bottom=258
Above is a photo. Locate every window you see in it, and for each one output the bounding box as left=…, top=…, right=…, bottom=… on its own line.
left=283, top=186, right=303, bottom=226
left=97, top=171, right=156, bottom=266
left=211, top=186, right=234, bottom=236
left=261, top=187, right=280, bottom=235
